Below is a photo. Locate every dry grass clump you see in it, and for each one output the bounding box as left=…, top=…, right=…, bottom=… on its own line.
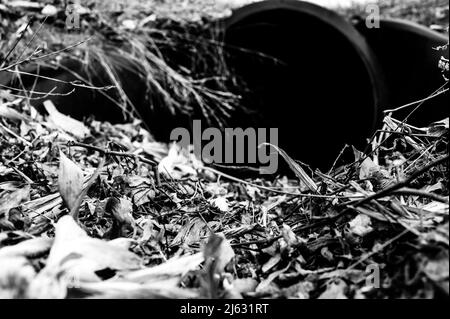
left=0, top=0, right=240, bottom=127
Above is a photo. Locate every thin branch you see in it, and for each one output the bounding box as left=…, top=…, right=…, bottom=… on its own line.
left=391, top=187, right=449, bottom=204
left=0, top=17, right=35, bottom=67
left=0, top=37, right=93, bottom=72
left=67, top=141, right=157, bottom=166
left=354, top=155, right=449, bottom=207
left=383, top=86, right=449, bottom=114
left=203, top=166, right=359, bottom=199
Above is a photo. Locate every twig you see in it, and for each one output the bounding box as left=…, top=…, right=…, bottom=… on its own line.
left=404, top=82, right=449, bottom=122
left=0, top=17, right=35, bottom=68
left=391, top=187, right=449, bottom=204
left=383, top=86, right=449, bottom=114
left=354, top=155, right=449, bottom=208
left=203, top=166, right=355, bottom=199
left=231, top=236, right=281, bottom=248
left=325, top=155, right=449, bottom=228
left=15, top=16, right=48, bottom=62
left=292, top=216, right=340, bottom=233
left=7, top=69, right=116, bottom=90
left=0, top=37, right=93, bottom=72
left=68, top=141, right=157, bottom=166
left=376, top=130, right=441, bottom=139
left=347, top=229, right=409, bottom=272
left=0, top=122, right=32, bottom=146
left=153, top=166, right=161, bottom=187
left=343, top=83, right=449, bottom=176
left=327, top=144, right=350, bottom=175
left=323, top=229, right=410, bottom=288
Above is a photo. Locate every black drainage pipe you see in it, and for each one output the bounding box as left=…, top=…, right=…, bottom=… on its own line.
left=2, top=2, right=445, bottom=171
left=0, top=56, right=154, bottom=127
left=354, top=18, right=449, bottom=126
left=222, top=0, right=387, bottom=169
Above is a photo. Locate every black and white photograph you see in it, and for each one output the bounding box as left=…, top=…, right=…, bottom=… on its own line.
left=0, top=0, right=448, bottom=304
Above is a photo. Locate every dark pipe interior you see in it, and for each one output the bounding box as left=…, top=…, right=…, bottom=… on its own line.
left=223, top=2, right=382, bottom=169
left=354, top=19, right=449, bottom=126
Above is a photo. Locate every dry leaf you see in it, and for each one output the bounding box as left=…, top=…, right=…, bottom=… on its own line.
left=44, top=100, right=90, bottom=139
left=104, top=197, right=137, bottom=238
left=47, top=216, right=141, bottom=270
left=349, top=214, right=373, bottom=237
left=170, top=217, right=210, bottom=247
left=427, top=118, right=449, bottom=137
left=282, top=223, right=300, bottom=246
left=209, top=197, right=229, bottom=213
left=231, top=278, right=258, bottom=295
left=359, top=156, right=379, bottom=180
left=423, top=250, right=449, bottom=294
left=318, top=279, right=348, bottom=299
left=158, top=143, right=201, bottom=179
left=262, top=254, right=281, bottom=273
left=354, top=147, right=393, bottom=189
left=27, top=216, right=142, bottom=298
left=0, top=184, right=30, bottom=216
left=0, top=103, right=30, bottom=122
left=77, top=281, right=199, bottom=299
left=203, top=233, right=235, bottom=274
left=256, top=264, right=290, bottom=293
left=58, top=151, right=83, bottom=212
left=222, top=277, right=244, bottom=299
left=0, top=237, right=53, bottom=259
left=262, top=143, right=317, bottom=193
left=201, top=233, right=235, bottom=298
left=123, top=252, right=203, bottom=287
left=0, top=256, right=36, bottom=299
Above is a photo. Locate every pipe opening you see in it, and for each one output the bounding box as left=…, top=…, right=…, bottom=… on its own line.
left=224, top=2, right=382, bottom=168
